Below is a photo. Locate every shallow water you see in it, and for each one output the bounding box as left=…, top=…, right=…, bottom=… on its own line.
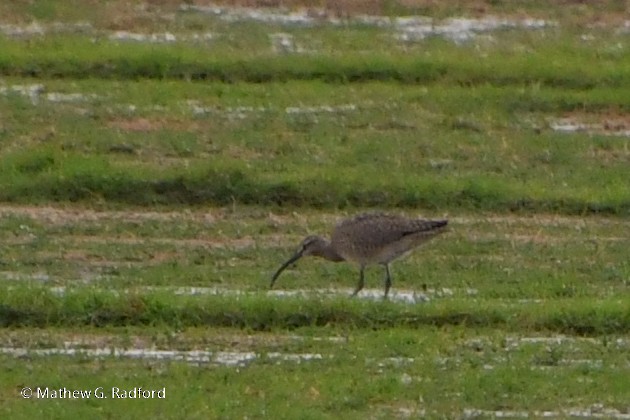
left=2, top=345, right=617, bottom=374
left=0, top=83, right=98, bottom=105
left=550, top=118, right=630, bottom=137
left=395, top=16, right=552, bottom=43
left=0, top=346, right=322, bottom=367
left=463, top=407, right=630, bottom=419
left=165, top=285, right=480, bottom=304
left=2, top=281, right=479, bottom=304
left=0, top=7, right=558, bottom=45
left=108, top=30, right=214, bottom=43
left=180, top=4, right=554, bottom=44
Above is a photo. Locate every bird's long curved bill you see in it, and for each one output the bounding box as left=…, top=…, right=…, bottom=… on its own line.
left=270, top=251, right=303, bottom=289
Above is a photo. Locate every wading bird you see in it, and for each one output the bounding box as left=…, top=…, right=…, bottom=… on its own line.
left=270, top=213, right=448, bottom=298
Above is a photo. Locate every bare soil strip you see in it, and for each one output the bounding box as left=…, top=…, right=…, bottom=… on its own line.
left=1, top=204, right=626, bottom=227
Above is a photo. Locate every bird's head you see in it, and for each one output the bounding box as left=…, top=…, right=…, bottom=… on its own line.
left=298, top=235, right=329, bottom=257
left=270, top=235, right=328, bottom=289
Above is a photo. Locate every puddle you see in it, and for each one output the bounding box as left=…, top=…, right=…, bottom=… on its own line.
left=463, top=406, right=630, bottom=419
left=169, top=285, right=480, bottom=304
left=0, top=83, right=100, bottom=105
left=534, top=359, right=605, bottom=370
left=108, top=31, right=214, bottom=43
left=0, top=270, right=111, bottom=285
left=11, top=9, right=630, bottom=48
left=269, top=32, right=307, bottom=54
left=188, top=101, right=269, bottom=119
left=0, top=346, right=322, bottom=367
left=0, top=22, right=211, bottom=43
left=180, top=5, right=554, bottom=43
left=550, top=118, right=630, bottom=137
left=188, top=101, right=358, bottom=117
left=288, top=335, right=347, bottom=343
left=179, top=4, right=318, bottom=26
left=0, top=22, right=92, bottom=38
left=0, top=271, right=51, bottom=282
left=162, top=285, right=438, bottom=304
left=437, top=354, right=627, bottom=372
left=0, top=12, right=561, bottom=47
left=506, top=336, right=599, bottom=347
left=25, top=285, right=477, bottom=305
left=551, top=120, right=590, bottom=132
left=467, top=335, right=630, bottom=351
left=0, top=84, right=45, bottom=103
left=617, top=21, right=630, bottom=34
left=285, top=104, right=357, bottom=114
left=45, top=92, right=99, bottom=103
left=395, top=16, right=552, bottom=43
left=109, top=31, right=177, bottom=43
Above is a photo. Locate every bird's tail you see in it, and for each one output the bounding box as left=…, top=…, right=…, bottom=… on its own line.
left=428, top=220, right=448, bottom=230
left=401, top=219, right=448, bottom=238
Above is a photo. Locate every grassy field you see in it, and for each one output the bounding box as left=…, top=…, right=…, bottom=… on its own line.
left=1, top=0, right=629, bottom=418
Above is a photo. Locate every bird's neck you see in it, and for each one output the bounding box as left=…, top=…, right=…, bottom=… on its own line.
left=315, top=241, right=345, bottom=262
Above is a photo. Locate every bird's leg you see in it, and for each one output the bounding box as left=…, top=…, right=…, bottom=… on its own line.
left=351, top=266, right=365, bottom=297
left=383, top=264, right=392, bottom=299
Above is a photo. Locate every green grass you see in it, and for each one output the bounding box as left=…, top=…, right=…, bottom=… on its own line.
left=0, top=80, right=629, bottom=214
left=1, top=286, right=629, bottom=334
left=1, top=2, right=630, bottom=417
left=1, top=325, right=629, bottom=418
left=0, top=207, right=627, bottom=298
left=1, top=33, right=630, bottom=87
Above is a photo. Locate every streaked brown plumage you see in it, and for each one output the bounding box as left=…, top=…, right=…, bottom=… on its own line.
left=270, top=213, right=448, bottom=298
